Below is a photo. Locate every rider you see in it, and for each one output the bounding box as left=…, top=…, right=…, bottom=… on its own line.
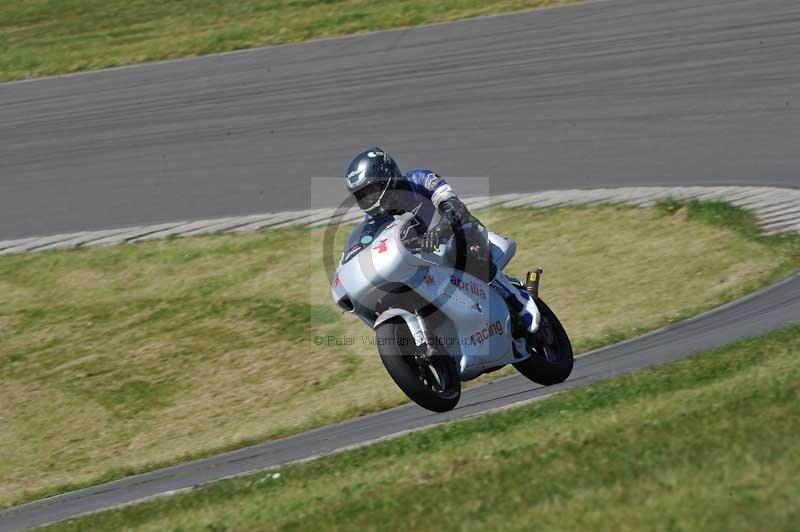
left=344, top=147, right=540, bottom=349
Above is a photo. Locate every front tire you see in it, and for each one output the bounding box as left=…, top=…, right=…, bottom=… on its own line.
left=376, top=319, right=461, bottom=412
left=513, top=298, right=573, bottom=385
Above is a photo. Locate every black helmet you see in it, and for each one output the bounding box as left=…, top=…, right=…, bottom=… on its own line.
left=345, top=147, right=403, bottom=215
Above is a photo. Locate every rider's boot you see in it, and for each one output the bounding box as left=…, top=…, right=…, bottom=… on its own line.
left=489, top=272, right=541, bottom=356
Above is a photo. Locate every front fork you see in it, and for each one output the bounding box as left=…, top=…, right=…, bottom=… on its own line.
left=414, top=309, right=438, bottom=359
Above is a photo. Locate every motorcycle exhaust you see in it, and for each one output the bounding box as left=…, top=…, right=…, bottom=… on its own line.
left=526, top=267, right=543, bottom=298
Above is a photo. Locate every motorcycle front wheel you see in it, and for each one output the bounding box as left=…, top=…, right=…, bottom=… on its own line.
left=376, top=319, right=461, bottom=412
left=513, top=298, right=574, bottom=385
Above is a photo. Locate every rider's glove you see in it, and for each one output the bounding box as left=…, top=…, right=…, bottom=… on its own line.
left=439, top=197, right=480, bottom=229
left=418, top=222, right=453, bottom=252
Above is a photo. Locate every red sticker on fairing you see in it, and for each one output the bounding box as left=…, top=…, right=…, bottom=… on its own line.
left=373, top=238, right=389, bottom=254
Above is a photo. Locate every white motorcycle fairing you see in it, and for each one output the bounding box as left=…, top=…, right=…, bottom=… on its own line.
left=331, top=213, right=531, bottom=380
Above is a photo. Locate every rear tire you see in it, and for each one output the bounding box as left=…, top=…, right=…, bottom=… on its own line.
left=376, top=319, right=461, bottom=412
left=513, top=298, right=573, bottom=385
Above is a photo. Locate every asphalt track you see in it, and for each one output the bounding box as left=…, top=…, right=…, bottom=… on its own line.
left=1, top=0, right=799, bottom=239
left=1, top=273, right=799, bottom=531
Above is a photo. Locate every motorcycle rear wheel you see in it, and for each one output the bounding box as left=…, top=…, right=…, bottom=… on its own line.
left=513, top=298, right=574, bottom=385
left=376, top=319, right=461, bottom=412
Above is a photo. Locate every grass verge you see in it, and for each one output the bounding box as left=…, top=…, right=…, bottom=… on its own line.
left=1, top=203, right=797, bottom=508
left=44, top=324, right=800, bottom=531
left=1, top=0, right=581, bottom=81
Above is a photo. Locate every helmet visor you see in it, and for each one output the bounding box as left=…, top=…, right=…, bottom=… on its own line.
left=354, top=179, right=392, bottom=212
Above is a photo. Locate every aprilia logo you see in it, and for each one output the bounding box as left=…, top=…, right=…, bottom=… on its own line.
left=450, top=275, right=486, bottom=299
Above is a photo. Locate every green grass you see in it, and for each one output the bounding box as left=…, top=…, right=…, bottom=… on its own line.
left=0, top=0, right=581, bottom=81
left=1, top=203, right=797, bottom=508
left=44, top=324, right=800, bottom=531
left=659, top=198, right=800, bottom=252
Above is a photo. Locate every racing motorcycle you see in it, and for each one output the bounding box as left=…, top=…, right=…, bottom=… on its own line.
left=330, top=211, right=573, bottom=412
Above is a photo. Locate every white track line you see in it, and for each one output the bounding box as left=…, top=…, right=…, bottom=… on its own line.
left=2, top=186, right=798, bottom=255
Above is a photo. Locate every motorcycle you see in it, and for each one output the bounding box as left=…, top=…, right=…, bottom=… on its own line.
left=330, top=211, right=573, bottom=412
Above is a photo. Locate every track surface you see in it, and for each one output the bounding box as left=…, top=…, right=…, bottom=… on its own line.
left=1, top=0, right=800, bottom=239
left=2, top=273, right=799, bottom=530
